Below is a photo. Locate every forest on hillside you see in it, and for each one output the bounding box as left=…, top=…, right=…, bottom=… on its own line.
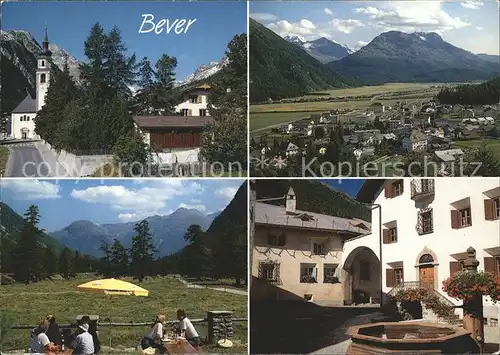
left=437, top=77, right=500, bottom=105
left=1, top=183, right=248, bottom=286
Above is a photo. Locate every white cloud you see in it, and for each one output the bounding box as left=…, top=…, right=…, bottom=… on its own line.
left=216, top=187, right=238, bottom=201
left=177, top=203, right=207, bottom=212
left=353, top=40, right=369, bottom=51
left=268, top=19, right=317, bottom=39
left=324, top=8, right=333, bottom=16
left=2, top=179, right=60, bottom=200
left=476, top=26, right=483, bottom=30
left=250, top=12, right=280, bottom=23
left=329, top=18, right=365, bottom=34
left=70, top=180, right=204, bottom=221
left=354, top=3, right=471, bottom=32
left=461, top=1, right=484, bottom=10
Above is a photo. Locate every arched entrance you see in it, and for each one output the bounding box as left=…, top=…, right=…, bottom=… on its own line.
left=21, top=128, right=29, bottom=140
left=416, top=252, right=437, bottom=289
left=343, top=246, right=380, bottom=305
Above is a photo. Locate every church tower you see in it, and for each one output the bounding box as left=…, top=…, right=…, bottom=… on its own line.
left=36, top=26, right=52, bottom=112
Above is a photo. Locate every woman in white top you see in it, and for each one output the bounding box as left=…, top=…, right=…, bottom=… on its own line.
left=176, top=309, right=200, bottom=348
left=30, top=320, right=59, bottom=354
left=141, top=314, right=166, bottom=354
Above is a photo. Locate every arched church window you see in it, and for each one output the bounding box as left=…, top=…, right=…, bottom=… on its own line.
left=419, top=253, right=434, bottom=264
left=40, top=73, right=46, bottom=83
left=41, top=60, right=45, bottom=67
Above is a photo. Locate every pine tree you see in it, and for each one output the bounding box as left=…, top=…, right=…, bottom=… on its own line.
left=43, top=247, right=58, bottom=277
left=14, top=205, right=44, bottom=283
left=472, top=143, right=500, bottom=176
left=112, top=132, right=149, bottom=176
left=110, top=239, right=129, bottom=277
left=183, top=225, right=214, bottom=279
left=59, top=247, right=75, bottom=279
left=134, top=57, right=156, bottom=115
left=154, top=54, right=178, bottom=114
left=130, top=220, right=157, bottom=282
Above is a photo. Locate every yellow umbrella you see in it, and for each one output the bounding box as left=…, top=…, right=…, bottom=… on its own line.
left=77, top=278, right=149, bottom=296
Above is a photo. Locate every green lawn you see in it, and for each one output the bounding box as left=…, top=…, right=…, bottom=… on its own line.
left=250, top=112, right=310, bottom=132
left=0, top=146, right=9, bottom=175
left=453, top=139, right=500, bottom=157
left=308, top=83, right=436, bottom=98
left=0, top=275, right=247, bottom=353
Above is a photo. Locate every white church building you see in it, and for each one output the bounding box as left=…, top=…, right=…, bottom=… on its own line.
left=10, top=28, right=52, bottom=140
left=343, top=178, right=500, bottom=341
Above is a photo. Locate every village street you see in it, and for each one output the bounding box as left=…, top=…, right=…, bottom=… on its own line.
left=4, top=141, right=54, bottom=177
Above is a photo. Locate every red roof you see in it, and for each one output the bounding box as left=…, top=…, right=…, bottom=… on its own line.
left=133, top=116, right=214, bottom=129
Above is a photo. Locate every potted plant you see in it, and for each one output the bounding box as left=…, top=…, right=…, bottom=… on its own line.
left=394, top=288, right=453, bottom=319
left=324, top=275, right=340, bottom=284
left=300, top=275, right=317, bottom=283
left=442, top=271, right=500, bottom=302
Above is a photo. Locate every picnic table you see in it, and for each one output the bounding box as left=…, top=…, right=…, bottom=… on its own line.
left=163, top=338, right=200, bottom=354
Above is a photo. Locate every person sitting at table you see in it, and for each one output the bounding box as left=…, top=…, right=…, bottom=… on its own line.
left=141, top=314, right=167, bottom=354
left=69, top=323, right=94, bottom=355
left=46, top=315, right=63, bottom=346
left=30, top=320, right=59, bottom=354
left=80, top=316, right=100, bottom=354
left=176, top=309, right=200, bottom=348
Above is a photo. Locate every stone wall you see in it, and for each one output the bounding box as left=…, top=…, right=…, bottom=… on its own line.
left=207, top=311, right=233, bottom=344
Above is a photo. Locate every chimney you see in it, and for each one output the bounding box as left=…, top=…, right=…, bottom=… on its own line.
left=286, top=187, right=296, bottom=214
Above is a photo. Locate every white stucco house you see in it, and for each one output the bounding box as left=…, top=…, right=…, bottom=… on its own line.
left=10, top=28, right=51, bottom=140
left=402, top=130, right=428, bottom=153
left=343, top=178, right=500, bottom=342
left=175, top=84, right=211, bottom=117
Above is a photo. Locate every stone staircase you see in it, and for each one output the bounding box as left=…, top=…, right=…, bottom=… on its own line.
left=388, top=281, right=462, bottom=326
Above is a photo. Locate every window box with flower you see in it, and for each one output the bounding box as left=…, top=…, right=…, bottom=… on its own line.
left=300, top=275, right=317, bottom=283
left=324, top=275, right=340, bottom=284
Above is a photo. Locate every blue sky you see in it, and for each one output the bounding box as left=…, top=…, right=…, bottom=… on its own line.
left=3, top=1, right=247, bottom=80
left=1, top=179, right=244, bottom=232
left=251, top=1, right=499, bottom=54
left=323, top=179, right=365, bottom=197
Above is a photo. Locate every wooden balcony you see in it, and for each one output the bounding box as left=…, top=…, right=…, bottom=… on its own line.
left=410, top=179, right=435, bottom=200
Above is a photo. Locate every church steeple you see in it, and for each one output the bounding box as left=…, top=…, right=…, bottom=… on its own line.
left=41, top=25, right=52, bottom=57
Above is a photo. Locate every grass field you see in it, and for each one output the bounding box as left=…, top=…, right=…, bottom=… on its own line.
left=0, top=146, right=9, bottom=175
left=0, top=275, right=248, bottom=353
left=250, top=83, right=438, bottom=133
left=453, top=139, right=500, bottom=157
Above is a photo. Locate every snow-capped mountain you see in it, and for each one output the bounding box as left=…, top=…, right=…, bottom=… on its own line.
left=284, top=35, right=305, bottom=46
left=284, top=35, right=353, bottom=63
left=48, top=43, right=82, bottom=85
left=175, top=56, right=229, bottom=87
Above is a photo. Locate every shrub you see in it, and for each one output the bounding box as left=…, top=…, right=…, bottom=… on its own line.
left=394, top=288, right=453, bottom=319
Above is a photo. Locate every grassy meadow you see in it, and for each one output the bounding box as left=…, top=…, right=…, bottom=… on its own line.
left=453, top=139, right=500, bottom=158
left=0, top=275, right=248, bottom=353
left=250, top=83, right=439, bottom=134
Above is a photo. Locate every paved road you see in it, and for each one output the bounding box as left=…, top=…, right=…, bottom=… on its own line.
left=5, top=143, right=51, bottom=177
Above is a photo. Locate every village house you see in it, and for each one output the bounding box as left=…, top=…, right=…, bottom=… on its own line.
left=251, top=188, right=371, bottom=303
left=10, top=28, right=51, bottom=139
left=402, top=130, right=428, bottom=153
left=370, top=102, right=385, bottom=114
left=175, top=84, right=211, bottom=116
left=345, top=179, right=500, bottom=342
left=133, top=115, right=213, bottom=163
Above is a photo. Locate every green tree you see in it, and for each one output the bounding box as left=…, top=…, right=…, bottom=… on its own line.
left=130, top=220, right=157, bottom=282
left=13, top=205, right=44, bottom=283
left=470, top=143, right=500, bottom=176
left=110, top=239, right=129, bottom=276
left=134, top=57, right=156, bottom=115
left=43, top=247, right=58, bottom=277
left=112, top=132, right=149, bottom=176
left=59, top=247, right=75, bottom=279
left=182, top=225, right=214, bottom=279
left=153, top=54, right=178, bottom=114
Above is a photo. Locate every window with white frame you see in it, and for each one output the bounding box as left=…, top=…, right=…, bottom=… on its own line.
left=324, top=264, right=339, bottom=283
left=300, top=263, right=317, bottom=283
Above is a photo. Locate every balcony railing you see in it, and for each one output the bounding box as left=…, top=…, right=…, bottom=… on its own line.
left=410, top=179, right=435, bottom=200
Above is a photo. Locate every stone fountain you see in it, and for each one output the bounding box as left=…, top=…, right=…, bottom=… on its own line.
left=346, top=247, right=484, bottom=354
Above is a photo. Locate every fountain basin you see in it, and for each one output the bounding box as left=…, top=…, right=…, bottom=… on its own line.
left=346, top=321, right=479, bottom=354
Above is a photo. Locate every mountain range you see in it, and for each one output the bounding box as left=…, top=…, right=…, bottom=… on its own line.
left=249, top=18, right=357, bottom=103
left=1, top=29, right=227, bottom=113
left=328, top=31, right=500, bottom=84
left=284, top=35, right=353, bottom=63
left=50, top=208, right=221, bottom=257
left=250, top=20, right=500, bottom=101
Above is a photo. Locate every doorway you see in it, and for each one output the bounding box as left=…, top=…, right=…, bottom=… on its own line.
left=21, top=129, right=28, bottom=140
left=418, top=253, right=435, bottom=289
